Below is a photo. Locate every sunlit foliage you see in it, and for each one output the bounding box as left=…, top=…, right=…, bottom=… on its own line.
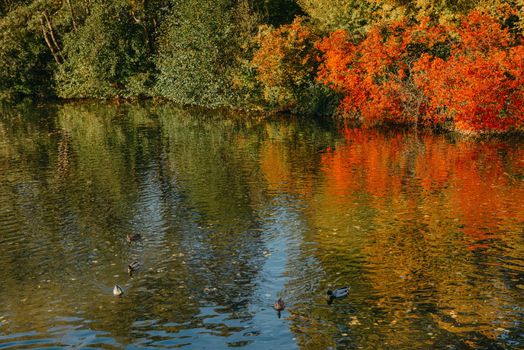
left=56, top=0, right=154, bottom=98
left=0, top=0, right=523, bottom=132
left=375, top=0, right=511, bottom=20
left=252, top=18, right=317, bottom=111
left=297, top=0, right=379, bottom=34
left=316, top=8, right=524, bottom=133
left=316, top=18, right=450, bottom=125
left=413, top=10, right=524, bottom=132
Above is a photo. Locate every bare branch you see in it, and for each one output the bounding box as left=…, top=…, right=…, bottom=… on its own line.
left=40, top=16, right=62, bottom=64
left=43, top=11, right=64, bottom=62
left=65, top=0, right=78, bottom=31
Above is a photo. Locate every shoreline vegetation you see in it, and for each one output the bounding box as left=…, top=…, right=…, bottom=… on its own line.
left=1, top=1, right=523, bottom=134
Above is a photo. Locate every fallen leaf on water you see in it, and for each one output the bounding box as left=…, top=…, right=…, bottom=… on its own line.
left=348, top=316, right=361, bottom=326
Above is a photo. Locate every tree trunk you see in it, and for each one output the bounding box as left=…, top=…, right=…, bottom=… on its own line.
left=84, top=0, right=91, bottom=16
left=65, top=0, right=78, bottom=31
left=40, top=16, right=62, bottom=64
left=43, top=11, right=64, bottom=62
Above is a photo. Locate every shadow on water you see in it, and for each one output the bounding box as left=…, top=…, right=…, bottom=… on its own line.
left=0, top=101, right=523, bottom=349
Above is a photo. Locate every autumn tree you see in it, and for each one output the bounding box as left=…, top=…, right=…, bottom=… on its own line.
left=413, top=10, right=524, bottom=133
left=251, top=17, right=337, bottom=114
left=316, top=18, right=450, bottom=124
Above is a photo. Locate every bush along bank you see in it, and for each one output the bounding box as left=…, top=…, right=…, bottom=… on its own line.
left=0, top=0, right=523, bottom=134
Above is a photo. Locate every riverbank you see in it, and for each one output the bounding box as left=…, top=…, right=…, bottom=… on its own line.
left=4, top=98, right=524, bottom=142
left=1, top=1, right=523, bottom=134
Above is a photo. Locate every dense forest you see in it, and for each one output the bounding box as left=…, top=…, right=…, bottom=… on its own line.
left=1, top=0, right=523, bottom=133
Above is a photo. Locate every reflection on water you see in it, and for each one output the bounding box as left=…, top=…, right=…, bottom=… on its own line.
left=0, top=101, right=523, bottom=349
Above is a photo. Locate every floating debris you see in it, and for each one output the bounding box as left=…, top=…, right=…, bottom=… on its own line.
left=349, top=316, right=361, bottom=326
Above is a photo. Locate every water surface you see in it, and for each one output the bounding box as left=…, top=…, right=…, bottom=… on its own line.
left=0, top=102, right=523, bottom=349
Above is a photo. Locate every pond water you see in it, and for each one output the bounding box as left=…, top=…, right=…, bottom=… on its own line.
left=0, top=102, right=523, bottom=349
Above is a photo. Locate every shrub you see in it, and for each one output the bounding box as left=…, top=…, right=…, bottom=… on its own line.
left=413, top=10, right=524, bottom=133
left=252, top=17, right=336, bottom=115
left=155, top=0, right=242, bottom=107
left=55, top=0, right=153, bottom=99
left=316, top=18, right=449, bottom=125
left=317, top=8, right=524, bottom=133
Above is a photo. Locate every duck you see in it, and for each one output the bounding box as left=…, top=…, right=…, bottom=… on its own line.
left=273, top=298, right=285, bottom=311
left=126, top=233, right=142, bottom=243
left=128, top=261, right=141, bottom=276
left=327, top=286, right=349, bottom=304
left=113, top=285, right=124, bottom=297
left=273, top=298, right=285, bottom=318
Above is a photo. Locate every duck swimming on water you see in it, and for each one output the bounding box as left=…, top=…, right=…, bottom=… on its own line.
left=274, top=298, right=285, bottom=318
left=126, top=233, right=142, bottom=243
left=327, top=286, right=349, bottom=304
left=274, top=298, right=285, bottom=311
left=128, top=261, right=141, bottom=276
left=113, top=285, right=124, bottom=297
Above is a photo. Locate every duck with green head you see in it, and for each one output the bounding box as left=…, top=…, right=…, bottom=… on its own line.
left=327, top=286, right=349, bottom=305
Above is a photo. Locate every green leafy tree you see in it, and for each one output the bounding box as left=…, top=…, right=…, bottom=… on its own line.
left=55, top=0, right=154, bottom=98
left=0, top=1, right=62, bottom=99
left=156, top=0, right=246, bottom=107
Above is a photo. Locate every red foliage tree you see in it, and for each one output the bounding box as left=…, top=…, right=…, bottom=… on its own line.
left=317, top=19, right=449, bottom=125
left=317, top=9, right=524, bottom=133
left=413, top=10, right=524, bottom=133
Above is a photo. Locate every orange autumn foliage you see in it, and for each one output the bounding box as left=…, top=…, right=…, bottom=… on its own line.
left=414, top=10, right=524, bottom=133
left=251, top=18, right=318, bottom=110
left=316, top=19, right=449, bottom=125
left=316, top=9, right=524, bottom=133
